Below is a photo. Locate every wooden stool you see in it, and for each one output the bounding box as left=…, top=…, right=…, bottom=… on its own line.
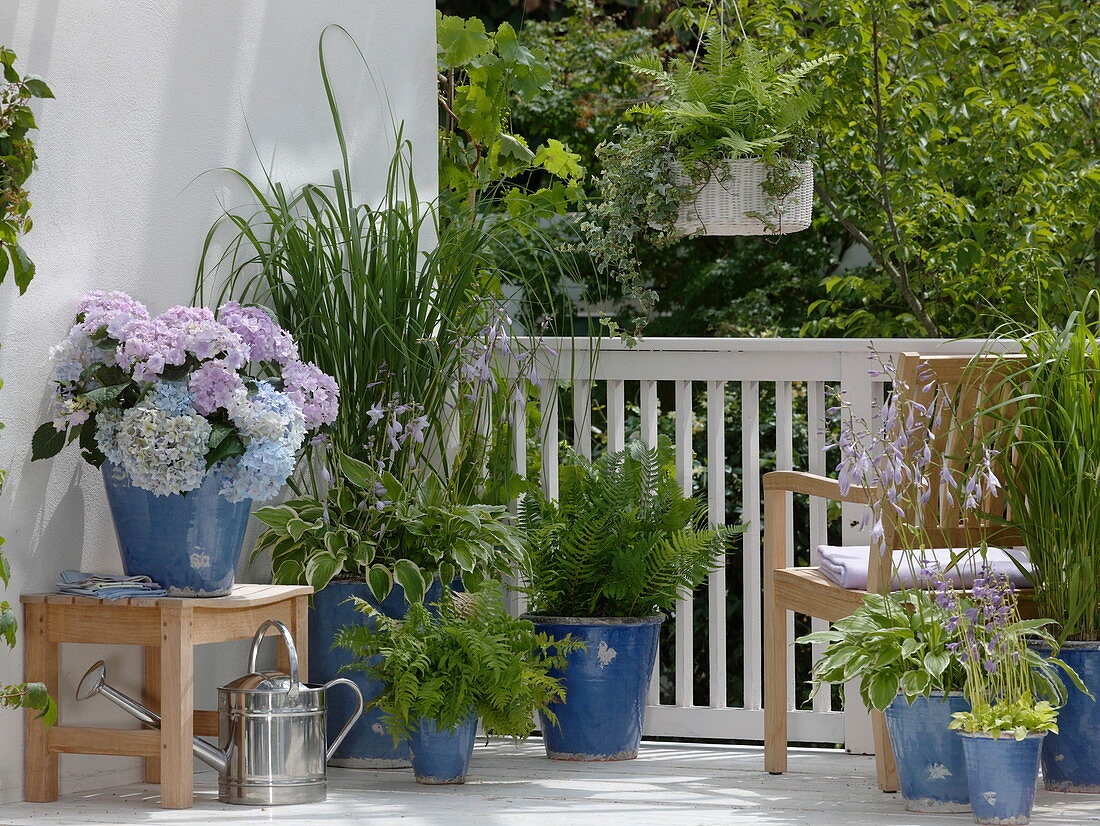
left=22, top=584, right=312, bottom=809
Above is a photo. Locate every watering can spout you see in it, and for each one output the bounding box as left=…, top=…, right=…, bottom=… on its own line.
left=76, top=661, right=229, bottom=774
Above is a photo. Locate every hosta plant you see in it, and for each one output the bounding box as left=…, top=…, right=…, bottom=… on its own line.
left=335, top=585, right=583, bottom=741
left=798, top=590, right=966, bottom=712
left=519, top=438, right=739, bottom=618
left=254, top=454, right=527, bottom=604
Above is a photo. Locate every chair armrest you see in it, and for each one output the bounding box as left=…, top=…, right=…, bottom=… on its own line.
left=763, top=470, right=875, bottom=505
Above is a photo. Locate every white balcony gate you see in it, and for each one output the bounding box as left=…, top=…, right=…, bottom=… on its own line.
left=511, top=337, right=1001, bottom=747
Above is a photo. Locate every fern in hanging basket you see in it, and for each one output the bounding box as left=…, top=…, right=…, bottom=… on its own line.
left=580, top=27, right=837, bottom=338
left=626, top=30, right=838, bottom=235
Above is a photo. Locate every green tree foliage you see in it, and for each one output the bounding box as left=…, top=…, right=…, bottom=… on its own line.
left=336, top=586, right=584, bottom=741
left=743, top=0, right=1100, bottom=335
left=438, top=11, right=584, bottom=210
left=0, top=46, right=55, bottom=726
left=519, top=439, right=740, bottom=617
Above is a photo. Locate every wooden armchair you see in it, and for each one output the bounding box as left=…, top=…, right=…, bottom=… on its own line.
left=762, top=352, right=1025, bottom=791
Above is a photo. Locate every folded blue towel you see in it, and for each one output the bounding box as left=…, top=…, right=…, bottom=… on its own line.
left=57, top=571, right=167, bottom=600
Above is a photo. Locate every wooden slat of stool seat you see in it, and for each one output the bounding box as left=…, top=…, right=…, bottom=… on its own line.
left=21, top=583, right=312, bottom=809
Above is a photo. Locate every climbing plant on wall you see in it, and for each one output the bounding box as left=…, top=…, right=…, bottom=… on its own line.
left=0, top=46, right=57, bottom=724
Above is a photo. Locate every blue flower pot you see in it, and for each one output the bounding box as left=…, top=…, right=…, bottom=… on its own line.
left=102, top=462, right=251, bottom=597
left=408, top=712, right=478, bottom=785
left=1037, top=642, right=1100, bottom=792
left=309, top=579, right=446, bottom=768
left=528, top=615, right=662, bottom=761
left=961, top=732, right=1044, bottom=825
left=885, top=693, right=971, bottom=812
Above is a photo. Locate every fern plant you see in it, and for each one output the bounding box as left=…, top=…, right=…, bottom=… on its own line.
left=335, top=585, right=583, bottom=741
left=519, top=439, right=740, bottom=618
left=624, top=32, right=838, bottom=171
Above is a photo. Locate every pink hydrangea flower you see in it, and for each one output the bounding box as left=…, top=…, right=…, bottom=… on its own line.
left=218, top=301, right=299, bottom=366
left=282, top=359, right=339, bottom=429
left=189, top=359, right=245, bottom=415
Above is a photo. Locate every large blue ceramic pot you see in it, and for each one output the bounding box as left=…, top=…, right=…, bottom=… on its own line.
left=408, top=712, right=478, bottom=785
left=1037, top=642, right=1100, bottom=792
left=884, top=692, right=971, bottom=812
left=528, top=615, right=662, bottom=761
left=101, top=462, right=251, bottom=597
left=309, top=579, right=446, bottom=768
left=960, top=732, right=1045, bottom=825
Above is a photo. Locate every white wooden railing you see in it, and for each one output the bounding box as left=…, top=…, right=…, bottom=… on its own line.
left=515, top=337, right=1000, bottom=747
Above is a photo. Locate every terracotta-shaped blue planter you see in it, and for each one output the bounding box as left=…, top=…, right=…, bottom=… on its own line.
left=309, top=579, right=446, bottom=768
left=408, top=712, right=478, bottom=785
left=102, top=462, right=251, bottom=597
left=1037, top=642, right=1100, bottom=792
left=885, top=692, right=971, bottom=812
left=528, top=615, right=661, bottom=761
left=960, top=732, right=1044, bottom=825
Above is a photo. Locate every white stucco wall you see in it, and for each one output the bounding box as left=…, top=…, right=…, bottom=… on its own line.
left=0, top=0, right=436, bottom=804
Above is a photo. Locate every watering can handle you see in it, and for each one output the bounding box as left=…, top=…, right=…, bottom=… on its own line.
left=323, top=677, right=365, bottom=762
left=248, top=620, right=300, bottom=701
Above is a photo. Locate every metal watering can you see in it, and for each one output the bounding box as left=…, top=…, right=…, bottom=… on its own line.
left=77, top=619, right=363, bottom=805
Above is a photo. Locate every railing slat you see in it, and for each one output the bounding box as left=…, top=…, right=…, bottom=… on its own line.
left=641, top=379, right=661, bottom=706
left=675, top=379, right=694, bottom=708
left=706, top=380, right=727, bottom=709
left=509, top=391, right=529, bottom=617
left=573, top=379, right=592, bottom=459
left=775, top=381, right=795, bottom=711
left=741, top=380, right=762, bottom=710
left=640, top=380, right=658, bottom=446
left=541, top=381, right=559, bottom=500
left=607, top=379, right=625, bottom=453
left=808, top=380, right=829, bottom=713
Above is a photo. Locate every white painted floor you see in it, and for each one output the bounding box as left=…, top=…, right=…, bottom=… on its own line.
left=3, top=739, right=1100, bottom=826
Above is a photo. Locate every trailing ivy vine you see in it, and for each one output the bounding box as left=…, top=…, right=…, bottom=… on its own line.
left=0, top=46, right=56, bottom=725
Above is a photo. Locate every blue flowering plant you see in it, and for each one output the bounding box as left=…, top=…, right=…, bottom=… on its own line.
left=925, top=564, right=1086, bottom=740
left=32, top=290, right=339, bottom=503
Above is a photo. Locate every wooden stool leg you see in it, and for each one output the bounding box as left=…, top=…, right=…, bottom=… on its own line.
left=159, top=603, right=194, bottom=809
left=763, top=488, right=788, bottom=775
left=292, top=595, right=309, bottom=683
left=143, top=645, right=161, bottom=784
left=871, top=709, right=900, bottom=792
left=23, top=602, right=59, bottom=802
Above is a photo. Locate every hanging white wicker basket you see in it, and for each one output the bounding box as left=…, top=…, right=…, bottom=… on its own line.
left=673, top=158, right=814, bottom=236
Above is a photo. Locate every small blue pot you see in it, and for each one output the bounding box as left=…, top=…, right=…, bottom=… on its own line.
left=309, top=579, right=446, bottom=768
left=101, top=462, right=251, bottom=597
left=408, top=712, right=478, bottom=785
left=528, top=615, right=661, bottom=761
left=961, top=732, right=1045, bottom=825
left=1037, top=642, right=1100, bottom=792
left=885, top=693, right=971, bottom=812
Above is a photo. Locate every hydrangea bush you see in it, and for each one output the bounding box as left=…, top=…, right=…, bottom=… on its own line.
left=33, top=291, right=338, bottom=502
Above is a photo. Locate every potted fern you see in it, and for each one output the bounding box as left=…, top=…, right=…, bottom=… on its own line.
left=519, top=439, right=738, bottom=760
left=336, top=585, right=582, bottom=784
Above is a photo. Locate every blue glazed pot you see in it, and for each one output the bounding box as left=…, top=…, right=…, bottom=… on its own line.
left=101, top=462, right=251, bottom=597
left=528, top=615, right=662, bottom=761
left=885, top=692, right=971, bottom=812
left=309, top=579, right=446, bottom=768
left=408, top=712, right=478, bottom=785
left=961, top=732, right=1045, bottom=825
left=1037, top=642, right=1100, bottom=792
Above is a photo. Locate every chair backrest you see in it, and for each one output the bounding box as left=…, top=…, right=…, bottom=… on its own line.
left=868, top=351, right=1025, bottom=592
